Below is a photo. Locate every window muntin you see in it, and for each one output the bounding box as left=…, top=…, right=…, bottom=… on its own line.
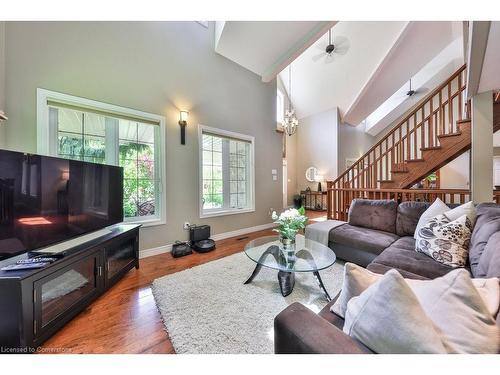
left=38, top=89, right=165, bottom=225
left=199, top=126, right=254, bottom=217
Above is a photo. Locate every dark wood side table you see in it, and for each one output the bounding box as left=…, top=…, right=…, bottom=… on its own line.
left=301, top=190, right=327, bottom=211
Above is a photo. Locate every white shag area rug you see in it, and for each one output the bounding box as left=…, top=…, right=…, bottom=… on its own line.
left=151, top=251, right=344, bottom=354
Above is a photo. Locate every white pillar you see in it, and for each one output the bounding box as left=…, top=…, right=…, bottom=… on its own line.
left=471, top=91, right=494, bottom=203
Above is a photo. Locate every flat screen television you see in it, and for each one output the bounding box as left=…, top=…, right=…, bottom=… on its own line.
left=0, top=149, right=123, bottom=261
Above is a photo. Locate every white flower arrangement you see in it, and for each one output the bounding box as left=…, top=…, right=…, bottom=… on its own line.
left=272, top=207, right=308, bottom=240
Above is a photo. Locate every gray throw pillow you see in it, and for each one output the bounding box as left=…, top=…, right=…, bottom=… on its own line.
left=332, top=262, right=500, bottom=318
left=343, top=270, right=450, bottom=353
left=343, top=269, right=500, bottom=354
left=347, top=199, right=398, bottom=233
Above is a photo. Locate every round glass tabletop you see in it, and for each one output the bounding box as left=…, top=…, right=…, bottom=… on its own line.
left=244, top=235, right=336, bottom=273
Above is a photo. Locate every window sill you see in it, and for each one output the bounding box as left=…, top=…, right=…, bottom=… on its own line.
left=124, top=217, right=166, bottom=228
left=200, top=207, right=255, bottom=219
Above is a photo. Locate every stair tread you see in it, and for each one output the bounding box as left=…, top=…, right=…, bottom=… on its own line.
left=438, top=132, right=462, bottom=138
left=421, top=146, right=442, bottom=151
left=406, top=158, right=425, bottom=163
left=391, top=170, right=409, bottom=173
left=456, top=118, right=471, bottom=124
left=378, top=179, right=394, bottom=183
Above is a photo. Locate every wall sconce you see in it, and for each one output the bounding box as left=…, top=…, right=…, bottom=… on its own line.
left=178, top=111, right=189, bottom=145
left=0, top=110, right=7, bottom=122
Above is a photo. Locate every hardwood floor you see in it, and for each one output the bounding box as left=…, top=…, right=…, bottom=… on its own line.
left=41, top=211, right=327, bottom=354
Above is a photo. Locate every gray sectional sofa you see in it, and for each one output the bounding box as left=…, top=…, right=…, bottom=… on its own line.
left=274, top=199, right=500, bottom=354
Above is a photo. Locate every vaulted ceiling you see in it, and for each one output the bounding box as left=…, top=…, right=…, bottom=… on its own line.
left=213, top=21, right=465, bottom=135
left=214, top=21, right=335, bottom=82
left=278, top=21, right=464, bottom=124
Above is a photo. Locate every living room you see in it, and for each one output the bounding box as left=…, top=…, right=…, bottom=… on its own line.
left=1, top=0, right=499, bottom=372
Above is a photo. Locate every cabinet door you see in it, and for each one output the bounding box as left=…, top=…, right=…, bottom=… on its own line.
left=104, top=234, right=138, bottom=287
left=33, top=251, right=102, bottom=336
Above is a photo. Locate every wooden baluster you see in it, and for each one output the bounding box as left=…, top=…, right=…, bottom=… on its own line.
left=448, top=82, right=452, bottom=134
left=458, top=72, right=463, bottom=121
left=413, top=115, right=417, bottom=159
left=406, top=121, right=410, bottom=161
left=367, top=153, right=371, bottom=188
left=398, top=126, right=402, bottom=163
left=385, top=140, right=389, bottom=181
left=439, top=90, right=444, bottom=136
left=391, top=132, right=395, bottom=176
left=421, top=107, right=425, bottom=154
left=429, top=96, right=434, bottom=147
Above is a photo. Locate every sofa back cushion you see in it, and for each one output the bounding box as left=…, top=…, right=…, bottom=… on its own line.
left=396, top=201, right=431, bottom=237
left=348, top=199, right=398, bottom=234
left=470, top=203, right=500, bottom=278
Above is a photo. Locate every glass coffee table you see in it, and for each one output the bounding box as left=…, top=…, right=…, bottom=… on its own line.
left=244, top=235, right=336, bottom=301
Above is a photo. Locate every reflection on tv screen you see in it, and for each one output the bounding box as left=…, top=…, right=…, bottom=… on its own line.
left=0, top=150, right=123, bottom=261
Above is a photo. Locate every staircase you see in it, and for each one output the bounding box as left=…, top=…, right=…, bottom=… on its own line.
left=327, top=65, right=499, bottom=220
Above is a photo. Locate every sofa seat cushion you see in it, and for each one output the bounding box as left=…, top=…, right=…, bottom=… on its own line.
left=329, top=224, right=400, bottom=256
left=366, top=262, right=429, bottom=280
left=368, top=237, right=458, bottom=280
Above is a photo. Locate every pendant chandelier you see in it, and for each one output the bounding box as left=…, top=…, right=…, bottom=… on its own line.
left=283, top=64, right=298, bottom=136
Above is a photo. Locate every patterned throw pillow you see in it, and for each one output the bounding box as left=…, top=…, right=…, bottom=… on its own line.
left=415, top=213, right=473, bottom=268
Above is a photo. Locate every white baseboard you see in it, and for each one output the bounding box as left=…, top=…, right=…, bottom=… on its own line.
left=139, top=243, right=173, bottom=259
left=139, top=222, right=276, bottom=259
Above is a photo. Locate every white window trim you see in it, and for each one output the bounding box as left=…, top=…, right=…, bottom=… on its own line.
left=36, top=88, right=167, bottom=228
left=198, top=124, right=255, bottom=219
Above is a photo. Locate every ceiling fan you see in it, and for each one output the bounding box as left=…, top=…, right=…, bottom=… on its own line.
left=406, top=78, right=417, bottom=97
left=312, top=29, right=350, bottom=64
left=393, top=78, right=429, bottom=100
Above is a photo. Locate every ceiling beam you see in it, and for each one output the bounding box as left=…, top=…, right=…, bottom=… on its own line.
left=466, top=21, right=491, bottom=99
left=341, top=22, right=411, bottom=125
left=260, top=21, right=337, bottom=83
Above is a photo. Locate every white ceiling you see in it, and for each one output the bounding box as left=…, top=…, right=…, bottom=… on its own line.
left=478, top=21, right=500, bottom=93
left=365, top=37, right=464, bottom=136
left=279, top=21, right=408, bottom=120
left=214, top=21, right=335, bottom=82
left=279, top=21, right=464, bottom=123
left=343, top=21, right=463, bottom=125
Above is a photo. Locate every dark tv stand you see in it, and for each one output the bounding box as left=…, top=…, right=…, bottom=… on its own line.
left=0, top=223, right=140, bottom=351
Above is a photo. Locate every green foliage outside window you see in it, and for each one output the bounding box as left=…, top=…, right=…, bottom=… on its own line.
left=58, top=135, right=156, bottom=219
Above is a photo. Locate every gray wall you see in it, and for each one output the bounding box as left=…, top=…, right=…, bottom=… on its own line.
left=338, top=120, right=375, bottom=174
left=296, top=108, right=338, bottom=191
left=3, top=21, right=283, bottom=251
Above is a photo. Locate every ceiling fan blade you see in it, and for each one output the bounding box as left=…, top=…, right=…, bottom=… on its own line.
left=315, top=43, right=327, bottom=52
left=333, top=36, right=350, bottom=55
left=415, top=87, right=430, bottom=95
left=312, top=52, right=325, bottom=62
left=325, top=53, right=335, bottom=64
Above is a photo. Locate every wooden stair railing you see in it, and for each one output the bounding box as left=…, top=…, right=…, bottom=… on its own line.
left=326, top=65, right=473, bottom=220
left=326, top=187, right=471, bottom=221
left=330, top=64, right=468, bottom=193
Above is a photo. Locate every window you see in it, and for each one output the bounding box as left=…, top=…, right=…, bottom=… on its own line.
left=276, top=90, right=285, bottom=125
left=37, top=89, right=166, bottom=226
left=199, top=125, right=255, bottom=218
